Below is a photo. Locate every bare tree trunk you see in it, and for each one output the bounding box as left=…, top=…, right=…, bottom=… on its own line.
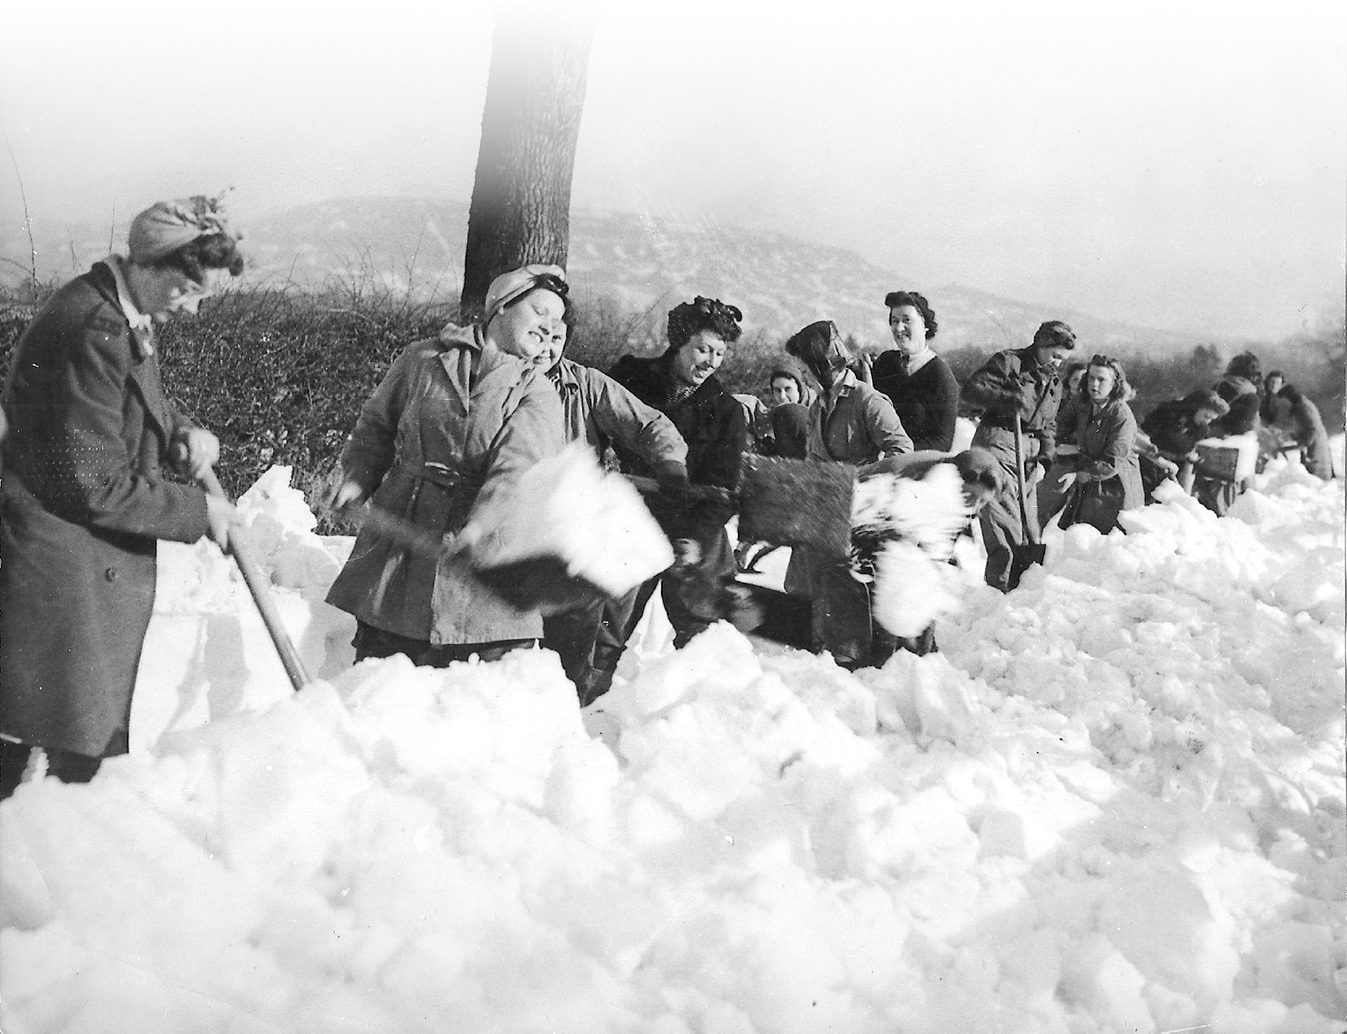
left=460, top=6, right=597, bottom=321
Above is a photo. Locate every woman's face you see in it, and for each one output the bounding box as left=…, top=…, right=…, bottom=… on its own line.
left=138, top=267, right=213, bottom=322
left=1085, top=364, right=1116, bottom=403
left=670, top=329, right=728, bottom=388
left=888, top=305, right=927, bottom=355
left=1265, top=375, right=1284, bottom=395
left=539, top=323, right=567, bottom=370
left=770, top=376, right=800, bottom=406
left=489, top=288, right=566, bottom=363
left=1064, top=368, right=1086, bottom=396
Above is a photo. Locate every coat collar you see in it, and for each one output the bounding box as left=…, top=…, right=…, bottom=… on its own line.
left=103, top=255, right=156, bottom=358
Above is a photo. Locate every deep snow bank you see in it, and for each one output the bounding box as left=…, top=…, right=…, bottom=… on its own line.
left=1, top=461, right=1343, bottom=1033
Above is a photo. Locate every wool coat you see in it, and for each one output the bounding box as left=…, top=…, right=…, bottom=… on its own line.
left=1062, top=397, right=1144, bottom=533
left=325, top=323, right=564, bottom=645
left=0, top=262, right=211, bottom=757
left=962, top=346, right=1064, bottom=591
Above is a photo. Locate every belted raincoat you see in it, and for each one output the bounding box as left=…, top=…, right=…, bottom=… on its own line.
left=325, top=323, right=564, bottom=645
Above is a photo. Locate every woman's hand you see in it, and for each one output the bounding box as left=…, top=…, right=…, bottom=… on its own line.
left=326, top=479, right=367, bottom=511
left=173, top=428, right=221, bottom=480
left=204, top=493, right=240, bottom=551
left=443, top=522, right=484, bottom=559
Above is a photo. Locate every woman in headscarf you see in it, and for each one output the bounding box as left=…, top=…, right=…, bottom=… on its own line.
left=871, top=290, right=959, bottom=453
left=325, top=264, right=566, bottom=666
left=601, top=296, right=749, bottom=658
left=767, top=359, right=816, bottom=460
left=1056, top=354, right=1144, bottom=534
left=782, top=319, right=913, bottom=669
left=0, top=195, right=245, bottom=798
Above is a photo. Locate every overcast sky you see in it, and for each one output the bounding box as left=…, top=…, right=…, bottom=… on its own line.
left=2, top=0, right=1343, bottom=341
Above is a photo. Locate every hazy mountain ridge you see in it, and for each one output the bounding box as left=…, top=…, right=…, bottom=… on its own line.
left=3, top=196, right=1206, bottom=355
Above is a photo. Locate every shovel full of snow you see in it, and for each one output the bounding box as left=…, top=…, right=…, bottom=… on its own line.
left=468, top=445, right=676, bottom=614
left=348, top=446, right=677, bottom=618
left=200, top=469, right=315, bottom=692
left=735, top=455, right=856, bottom=556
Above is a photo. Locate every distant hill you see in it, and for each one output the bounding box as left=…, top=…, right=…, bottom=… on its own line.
left=2, top=195, right=1206, bottom=357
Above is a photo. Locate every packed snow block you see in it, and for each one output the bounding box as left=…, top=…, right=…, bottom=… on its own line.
left=621, top=705, right=764, bottom=824
left=188, top=685, right=371, bottom=884
left=873, top=650, right=975, bottom=745
left=1095, top=868, right=1240, bottom=1020
left=0, top=813, right=55, bottom=930
left=1058, top=931, right=1153, bottom=1031
left=543, top=733, right=622, bottom=840
left=603, top=622, right=761, bottom=724
left=471, top=442, right=675, bottom=614
left=0, top=778, right=270, bottom=1010
left=1250, top=921, right=1343, bottom=1021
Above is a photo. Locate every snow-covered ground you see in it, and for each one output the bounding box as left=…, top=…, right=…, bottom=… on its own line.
left=1, top=455, right=1343, bottom=1033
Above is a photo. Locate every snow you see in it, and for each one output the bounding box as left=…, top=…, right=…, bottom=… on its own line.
left=2, top=453, right=1344, bottom=1033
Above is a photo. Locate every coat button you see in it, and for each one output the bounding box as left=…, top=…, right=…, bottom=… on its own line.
left=105, top=568, right=118, bottom=581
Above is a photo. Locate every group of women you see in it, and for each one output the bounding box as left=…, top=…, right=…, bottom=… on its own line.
left=0, top=193, right=1332, bottom=796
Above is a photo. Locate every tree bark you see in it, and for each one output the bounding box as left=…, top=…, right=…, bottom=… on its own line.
left=460, top=6, right=597, bottom=321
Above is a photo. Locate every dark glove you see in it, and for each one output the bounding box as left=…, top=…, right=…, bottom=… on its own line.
left=654, top=461, right=692, bottom=502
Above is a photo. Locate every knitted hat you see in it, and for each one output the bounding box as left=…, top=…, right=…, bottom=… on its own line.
left=1032, top=320, right=1076, bottom=350
left=128, top=193, right=239, bottom=264
left=483, top=264, right=568, bottom=327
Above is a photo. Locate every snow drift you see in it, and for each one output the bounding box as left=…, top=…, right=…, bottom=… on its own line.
left=1, top=456, right=1343, bottom=1033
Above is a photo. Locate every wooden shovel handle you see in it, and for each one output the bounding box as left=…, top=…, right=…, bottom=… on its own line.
left=624, top=474, right=735, bottom=506
left=200, top=470, right=314, bottom=692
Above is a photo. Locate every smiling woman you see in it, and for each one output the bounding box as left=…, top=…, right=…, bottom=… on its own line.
left=324, top=264, right=567, bottom=667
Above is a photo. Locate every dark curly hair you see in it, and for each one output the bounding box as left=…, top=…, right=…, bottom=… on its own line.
left=1180, top=388, right=1230, bottom=417
left=883, top=290, right=938, bottom=339
left=1223, top=350, right=1263, bottom=387
left=158, top=232, right=245, bottom=284
left=666, top=296, right=743, bottom=352
left=1085, top=353, right=1135, bottom=403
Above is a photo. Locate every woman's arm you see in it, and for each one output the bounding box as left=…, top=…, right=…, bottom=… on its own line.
left=588, top=369, right=688, bottom=471
left=1078, top=404, right=1137, bottom=481
left=336, top=346, right=417, bottom=500
left=927, top=358, right=959, bottom=452
left=30, top=318, right=209, bottom=543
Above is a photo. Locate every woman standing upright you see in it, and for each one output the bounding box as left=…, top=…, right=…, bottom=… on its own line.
left=870, top=290, right=959, bottom=453
left=1057, top=355, right=1144, bottom=534
left=604, top=296, right=749, bottom=654
left=783, top=320, right=913, bottom=669
left=326, top=264, right=566, bottom=666
left=0, top=195, right=244, bottom=797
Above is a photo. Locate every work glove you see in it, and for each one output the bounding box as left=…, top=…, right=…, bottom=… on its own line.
left=654, top=461, right=692, bottom=503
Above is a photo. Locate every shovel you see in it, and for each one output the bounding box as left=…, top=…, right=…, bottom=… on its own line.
left=1009, top=412, right=1046, bottom=586
left=627, top=461, right=854, bottom=557
left=200, top=469, right=314, bottom=692
left=342, top=502, right=612, bottom=618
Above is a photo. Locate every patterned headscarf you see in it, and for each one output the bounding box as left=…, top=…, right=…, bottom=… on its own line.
left=128, top=192, right=240, bottom=264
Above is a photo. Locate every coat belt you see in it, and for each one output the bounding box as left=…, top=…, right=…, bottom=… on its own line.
left=412, top=460, right=484, bottom=492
